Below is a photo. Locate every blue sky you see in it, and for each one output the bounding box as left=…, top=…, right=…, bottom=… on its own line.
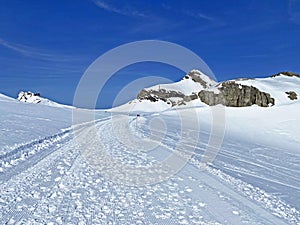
left=0, top=0, right=300, bottom=108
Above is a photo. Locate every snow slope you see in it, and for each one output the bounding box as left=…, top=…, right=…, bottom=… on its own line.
left=111, top=99, right=171, bottom=114
left=0, top=94, right=72, bottom=150
left=0, top=90, right=299, bottom=224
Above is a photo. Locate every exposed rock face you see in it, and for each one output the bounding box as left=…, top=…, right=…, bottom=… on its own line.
left=198, top=81, right=275, bottom=107
left=271, top=71, right=300, bottom=78
left=183, top=93, right=198, bottom=102
left=137, top=88, right=198, bottom=106
left=286, top=91, right=298, bottom=100
left=137, top=89, right=185, bottom=102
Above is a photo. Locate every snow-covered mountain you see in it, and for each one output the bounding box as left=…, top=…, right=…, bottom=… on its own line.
left=112, top=70, right=300, bottom=113
left=16, top=91, right=73, bottom=108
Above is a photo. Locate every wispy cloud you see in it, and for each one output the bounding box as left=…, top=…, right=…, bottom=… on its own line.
left=0, top=38, right=38, bottom=56
left=0, top=38, right=81, bottom=62
left=240, top=54, right=270, bottom=58
left=92, top=0, right=147, bottom=17
left=183, top=11, right=215, bottom=22
left=162, top=3, right=216, bottom=22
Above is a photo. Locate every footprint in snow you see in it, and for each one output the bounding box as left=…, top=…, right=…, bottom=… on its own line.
left=54, top=177, right=61, bottom=182
left=185, top=186, right=193, bottom=193
left=232, top=210, right=240, bottom=215
left=198, top=202, right=206, bottom=208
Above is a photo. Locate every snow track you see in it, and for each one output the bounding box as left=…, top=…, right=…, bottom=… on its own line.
left=0, top=129, right=71, bottom=182
left=0, top=114, right=299, bottom=224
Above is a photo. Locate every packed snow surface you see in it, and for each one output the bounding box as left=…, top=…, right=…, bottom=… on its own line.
left=0, top=90, right=299, bottom=224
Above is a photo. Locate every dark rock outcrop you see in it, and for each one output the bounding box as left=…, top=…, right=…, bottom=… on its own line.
left=183, top=93, right=198, bottom=102
left=286, top=91, right=298, bottom=100
left=198, top=81, right=275, bottom=107
left=137, top=88, right=199, bottom=106
left=137, top=89, right=185, bottom=102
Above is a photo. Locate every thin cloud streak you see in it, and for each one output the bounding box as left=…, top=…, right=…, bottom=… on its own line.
left=240, top=54, right=270, bottom=58
left=0, top=38, right=82, bottom=62
left=183, top=11, right=215, bottom=22
left=162, top=3, right=216, bottom=22
left=92, top=0, right=147, bottom=18
left=0, top=38, right=39, bottom=56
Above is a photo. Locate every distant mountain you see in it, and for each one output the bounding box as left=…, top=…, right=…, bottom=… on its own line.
left=16, top=91, right=73, bottom=108
left=112, top=70, right=300, bottom=113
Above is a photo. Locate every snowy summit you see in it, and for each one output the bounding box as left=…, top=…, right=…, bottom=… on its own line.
left=17, top=91, right=43, bottom=104
left=17, top=91, right=73, bottom=108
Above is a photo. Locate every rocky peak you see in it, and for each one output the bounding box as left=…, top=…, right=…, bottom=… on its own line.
left=137, top=70, right=214, bottom=106
left=182, top=69, right=217, bottom=88
left=17, top=91, right=42, bottom=104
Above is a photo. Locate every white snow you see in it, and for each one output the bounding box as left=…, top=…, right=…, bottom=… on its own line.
left=0, top=95, right=72, bottom=150
left=110, top=99, right=171, bottom=114
left=0, top=80, right=299, bottom=225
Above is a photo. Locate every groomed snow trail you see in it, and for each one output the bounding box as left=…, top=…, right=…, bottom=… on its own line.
left=0, top=115, right=299, bottom=224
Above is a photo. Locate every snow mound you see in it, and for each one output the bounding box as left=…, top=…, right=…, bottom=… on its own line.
left=111, top=99, right=170, bottom=114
